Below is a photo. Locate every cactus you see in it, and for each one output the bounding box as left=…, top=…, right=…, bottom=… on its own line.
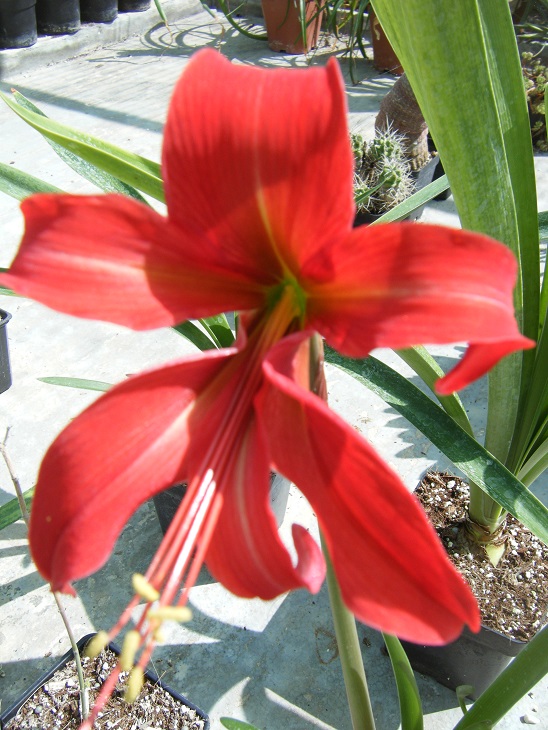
left=522, top=51, right=547, bottom=152
left=351, top=127, right=415, bottom=214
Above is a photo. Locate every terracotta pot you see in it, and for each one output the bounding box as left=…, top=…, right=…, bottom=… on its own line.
left=368, top=7, right=403, bottom=75
left=261, top=0, right=323, bottom=54
left=0, top=0, right=37, bottom=48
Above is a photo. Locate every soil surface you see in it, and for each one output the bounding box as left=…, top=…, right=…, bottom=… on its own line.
left=416, top=471, right=548, bottom=641
left=3, top=646, right=206, bottom=730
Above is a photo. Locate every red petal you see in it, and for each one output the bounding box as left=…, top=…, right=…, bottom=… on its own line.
left=257, top=333, right=480, bottom=644
left=163, top=49, right=354, bottom=279
left=1, top=194, right=263, bottom=329
left=205, top=421, right=325, bottom=599
left=28, top=348, right=234, bottom=592
left=307, top=222, right=533, bottom=389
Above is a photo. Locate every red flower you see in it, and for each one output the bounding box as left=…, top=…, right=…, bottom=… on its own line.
left=1, top=50, right=533, bottom=678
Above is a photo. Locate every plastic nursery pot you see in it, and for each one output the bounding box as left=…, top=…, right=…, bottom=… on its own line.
left=368, top=7, right=403, bottom=76
left=261, top=0, right=323, bottom=54
left=0, top=0, right=37, bottom=48
left=0, top=310, right=12, bottom=395
left=118, top=0, right=151, bottom=11
left=36, top=0, right=80, bottom=34
left=428, top=135, right=451, bottom=201
left=153, top=472, right=291, bottom=535
left=80, top=0, right=118, bottom=23
left=0, top=633, right=210, bottom=729
left=400, top=624, right=527, bottom=700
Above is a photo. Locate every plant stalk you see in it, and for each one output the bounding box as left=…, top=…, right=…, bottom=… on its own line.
left=321, top=531, right=377, bottom=730
left=308, top=335, right=376, bottom=730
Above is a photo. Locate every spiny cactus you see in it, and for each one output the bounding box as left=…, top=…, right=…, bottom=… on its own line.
left=522, top=51, right=547, bottom=152
left=351, top=127, right=415, bottom=214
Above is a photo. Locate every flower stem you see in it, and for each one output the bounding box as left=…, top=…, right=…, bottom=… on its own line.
left=308, top=336, right=376, bottom=729
left=321, top=531, right=376, bottom=730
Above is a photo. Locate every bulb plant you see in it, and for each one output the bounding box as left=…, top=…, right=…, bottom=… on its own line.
left=0, top=45, right=538, bottom=728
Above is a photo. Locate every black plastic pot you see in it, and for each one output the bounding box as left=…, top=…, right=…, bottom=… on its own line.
left=401, top=624, right=526, bottom=699
left=428, top=135, right=451, bottom=200
left=153, top=472, right=291, bottom=535
left=118, top=0, right=151, bottom=11
left=0, top=310, right=12, bottom=395
left=36, top=0, right=80, bottom=34
left=80, top=0, right=118, bottom=23
left=0, top=633, right=210, bottom=729
left=0, top=0, right=37, bottom=49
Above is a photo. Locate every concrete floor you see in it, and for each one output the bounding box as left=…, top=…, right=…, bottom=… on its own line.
left=0, top=2, right=547, bottom=728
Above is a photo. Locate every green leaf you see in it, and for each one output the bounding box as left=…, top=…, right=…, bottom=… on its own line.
left=395, top=346, right=474, bottom=436
left=453, top=624, right=548, bottom=729
left=201, top=314, right=235, bottom=349
left=39, top=377, right=112, bottom=392
left=383, top=633, right=423, bottom=730
left=11, top=91, right=148, bottom=204
left=0, top=160, right=63, bottom=200
left=0, top=488, right=34, bottom=530
left=1, top=91, right=164, bottom=202
left=172, top=321, right=218, bottom=351
left=372, top=174, right=450, bottom=224
left=324, top=346, right=548, bottom=545
left=220, top=719, right=262, bottom=730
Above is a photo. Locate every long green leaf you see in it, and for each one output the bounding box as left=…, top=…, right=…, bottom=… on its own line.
left=0, top=487, right=34, bottom=530
left=201, top=314, right=235, bottom=348
left=324, top=346, right=548, bottom=545
left=11, top=91, right=148, bottom=204
left=38, top=377, right=112, bottom=392
left=395, top=346, right=473, bottom=436
left=453, top=624, right=548, bottom=729
left=220, top=720, right=261, bottom=730
left=372, top=174, right=449, bottom=224
left=1, top=92, right=164, bottom=202
left=172, top=321, right=217, bottom=351
left=372, top=0, right=539, bottom=468
left=383, top=633, right=423, bottom=730
left=0, top=161, right=63, bottom=200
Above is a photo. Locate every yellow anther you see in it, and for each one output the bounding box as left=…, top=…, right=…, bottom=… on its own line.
left=146, top=606, right=193, bottom=623
left=83, top=631, right=109, bottom=659
left=124, top=666, right=144, bottom=703
left=132, top=573, right=160, bottom=603
left=119, top=630, right=141, bottom=672
left=153, top=627, right=166, bottom=644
